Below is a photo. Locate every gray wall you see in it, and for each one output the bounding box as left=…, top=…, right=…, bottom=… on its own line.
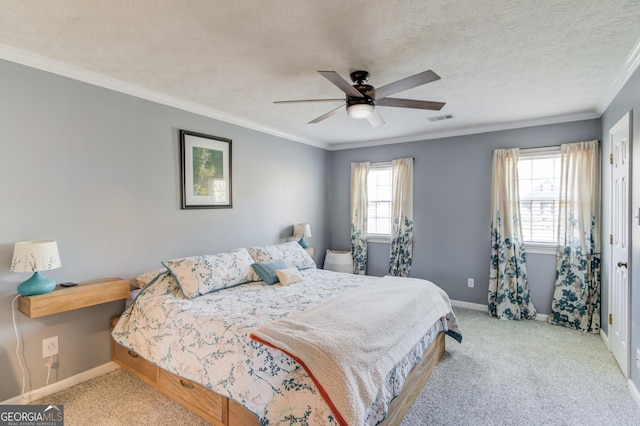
left=601, top=63, right=640, bottom=391
left=328, top=120, right=601, bottom=311
left=0, top=59, right=330, bottom=401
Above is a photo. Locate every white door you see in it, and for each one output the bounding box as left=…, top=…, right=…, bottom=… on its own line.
left=610, top=111, right=631, bottom=378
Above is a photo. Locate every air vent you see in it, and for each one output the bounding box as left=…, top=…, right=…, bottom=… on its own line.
left=428, top=114, right=454, bottom=122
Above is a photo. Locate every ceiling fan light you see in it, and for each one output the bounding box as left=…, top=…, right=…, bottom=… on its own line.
left=347, top=103, right=374, bottom=119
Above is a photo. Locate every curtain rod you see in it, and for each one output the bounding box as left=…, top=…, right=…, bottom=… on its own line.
left=492, top=140, right=600, bottom=153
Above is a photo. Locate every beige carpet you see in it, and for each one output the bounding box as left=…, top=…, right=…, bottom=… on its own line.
left=31, top=368, right=210, bottom=426
left=31, top=308, right=640, bottom=425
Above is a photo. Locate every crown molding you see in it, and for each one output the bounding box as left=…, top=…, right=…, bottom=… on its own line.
left=2, top=39, right=637, bottom=152
left=0, top=44, right=328, bottom=150
left=327, top=111, right=600, bottom=151
left=596, top=37, right=640, bottom=114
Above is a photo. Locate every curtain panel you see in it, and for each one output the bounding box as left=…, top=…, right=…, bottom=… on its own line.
left=489, top=148, right=537, bottom=320
left=389, top=158, right=414, bottom=277
left=350, top=162, right=370, bottom=275
left=549, top=140, right=601, bottom=332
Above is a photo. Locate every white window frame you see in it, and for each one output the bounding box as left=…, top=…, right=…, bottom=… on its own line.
left=518, top=146, right=561, bottom=255
left=367, top=161, right=392, bottom=243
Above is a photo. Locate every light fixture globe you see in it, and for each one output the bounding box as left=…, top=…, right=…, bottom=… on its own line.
left=347, top=103, right=374, bottom=119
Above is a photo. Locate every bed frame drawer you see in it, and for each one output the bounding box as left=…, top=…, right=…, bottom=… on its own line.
left=159, top=369, right=226, bottom=423
left=112, top=342, right=158, bottom=383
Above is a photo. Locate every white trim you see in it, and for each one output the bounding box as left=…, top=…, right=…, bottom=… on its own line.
left=519, top=146, right=561, bottom=158
left=367, top=235, right=390, bottom=243
left=450, top=300, right=487, bottom=312
left=597, top=36, right=640, bottom=114
left=0, top=45, right=602, bottom=153
left=450, top=300, right=548, bottom=322
left=524, top=243, right=557, bottom=255
left=327, top=112, right=599, bottom=150
left=600, top=328, right=610, bottom=350
left=0, top=44, right=326, bottom=150
left=630, top=379, right=640, bottom=411
left=1, top=362, right=120, bottom=405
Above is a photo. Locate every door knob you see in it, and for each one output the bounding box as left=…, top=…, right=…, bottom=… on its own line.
left=617, top=261, right=628, bottom=268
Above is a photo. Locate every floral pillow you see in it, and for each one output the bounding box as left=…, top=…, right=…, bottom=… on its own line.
left=247, top=241, right=316, bottom=270
left=135, top=267, right=167, bottom=289
left=162, top=248, right=255, bottom=299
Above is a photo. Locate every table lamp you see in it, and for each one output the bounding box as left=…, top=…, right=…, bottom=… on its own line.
left=10, top=240, right=62, bottom=296
left=293, top=223, right=311, bottom=249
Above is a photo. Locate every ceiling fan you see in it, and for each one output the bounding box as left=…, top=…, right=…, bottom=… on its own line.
left=274, top=69, right=445, bottom=127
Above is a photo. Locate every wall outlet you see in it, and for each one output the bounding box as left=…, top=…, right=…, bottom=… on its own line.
left=636, top=348, right=640, bottom=371
left=467, top=278, right=474, bottom=288
left=42, top=336, right=58, bottom=358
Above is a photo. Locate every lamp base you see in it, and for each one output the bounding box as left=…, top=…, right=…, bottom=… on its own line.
left=298, top=238, right=309, bottom=249
left=17, top=271, right=57, bottom=296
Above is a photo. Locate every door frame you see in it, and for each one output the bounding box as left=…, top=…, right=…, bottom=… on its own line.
left=609, top=110, right=632, bottom=378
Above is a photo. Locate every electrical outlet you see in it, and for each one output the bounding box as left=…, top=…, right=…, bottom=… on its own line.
left=467, top=278, right=474, bottom=288
left=42, top=336, right=58, bottom=358
left=636, top=348, right=640, bottom=371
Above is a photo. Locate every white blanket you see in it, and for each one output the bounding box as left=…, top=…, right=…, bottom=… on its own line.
left=250, top=275, right=452, bottom=426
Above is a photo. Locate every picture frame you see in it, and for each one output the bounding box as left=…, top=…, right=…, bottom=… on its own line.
left=180, top=129, right=232, bottom=209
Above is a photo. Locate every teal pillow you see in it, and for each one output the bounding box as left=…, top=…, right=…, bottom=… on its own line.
left=251, top=260, right=289, bottom=285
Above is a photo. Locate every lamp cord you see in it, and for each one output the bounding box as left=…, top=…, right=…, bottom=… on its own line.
left=11, top=294, right=27, bottom=400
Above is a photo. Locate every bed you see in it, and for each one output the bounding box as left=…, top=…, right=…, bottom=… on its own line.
left=111, top=242, right=461, bottom=425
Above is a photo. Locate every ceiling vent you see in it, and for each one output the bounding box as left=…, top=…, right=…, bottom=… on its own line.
left=428, top=114, right=454, bottom=122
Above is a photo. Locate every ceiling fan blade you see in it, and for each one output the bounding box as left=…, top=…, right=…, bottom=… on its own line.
left=274, top=99, right=344, bottom=104
left=308, top=104, right=345, bottom=124
left=376, top=97, right=445, bottom=111
left=375, top=70, right=441, bottom=100
left=366, top=109, right=385, bottom=127
left=318, top=71, right=364, bottom=98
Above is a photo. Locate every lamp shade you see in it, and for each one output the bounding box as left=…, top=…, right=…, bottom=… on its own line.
left=293, top=224, right=312, bottom=239
left=11, top=240, right=61, bottom=272
left=293, top=224, right=312, bottom=249
left=11, top=240, right=61, bottom=296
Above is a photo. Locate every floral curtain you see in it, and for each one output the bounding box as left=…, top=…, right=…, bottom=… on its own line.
left=489, top=148, right=537, bottom=320
left=389, top=158, right=414, bottom=277
left=350, top=162, right=370, bottom=275
left=549, top=140, right=600, bottom=332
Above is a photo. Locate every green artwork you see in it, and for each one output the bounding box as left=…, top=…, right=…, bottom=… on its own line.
left=192, top=147, right=224, bottom=196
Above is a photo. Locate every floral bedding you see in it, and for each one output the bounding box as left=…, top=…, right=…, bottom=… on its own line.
left=112, top=268, right=461, bottom=425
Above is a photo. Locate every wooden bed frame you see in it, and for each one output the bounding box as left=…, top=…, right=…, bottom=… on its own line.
left=111, top=316, right=445, bottom=426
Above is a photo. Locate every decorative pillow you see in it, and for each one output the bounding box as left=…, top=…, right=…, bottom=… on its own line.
left=251, top=260, right=289, bottom=285
left=135, top=267, right=167, bottom=288
left=247, top=241, right=316, bottom=270
left=162, top=248, right=255, bottom=299
left=276, top=267, right=303, bottom=286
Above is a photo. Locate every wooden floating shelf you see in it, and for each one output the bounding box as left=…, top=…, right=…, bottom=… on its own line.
left=18, top=277, right=130, bottom=318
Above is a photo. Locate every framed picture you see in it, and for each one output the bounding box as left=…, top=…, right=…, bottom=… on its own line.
left=180, top=130, right=232, bottom=209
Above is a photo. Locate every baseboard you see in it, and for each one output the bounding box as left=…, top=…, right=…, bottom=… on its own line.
left=450, top=299, right=548, bottom=322
left=629, top=379, right=640, bottom=411
left=600, top=328, right=610, bottom=349
left=450, top=299, right=486, bottom=312
left=1, top=362, right=120, bottom=405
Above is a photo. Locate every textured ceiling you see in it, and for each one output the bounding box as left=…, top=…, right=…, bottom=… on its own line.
left=1, top=1, right=640, bottom=149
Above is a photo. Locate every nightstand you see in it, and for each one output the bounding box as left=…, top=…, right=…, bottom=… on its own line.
left=304, top=247, right=314, bottom=257
left=18, top=277, right=130, bottom=318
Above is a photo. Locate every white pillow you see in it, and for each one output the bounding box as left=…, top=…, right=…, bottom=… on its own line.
left=275, top=267, right=303, bottom=286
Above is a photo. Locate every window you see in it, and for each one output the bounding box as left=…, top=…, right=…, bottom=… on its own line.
left=367, top=162, right=392, bottom=240
left=517, top=147, right=561, bottom=252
